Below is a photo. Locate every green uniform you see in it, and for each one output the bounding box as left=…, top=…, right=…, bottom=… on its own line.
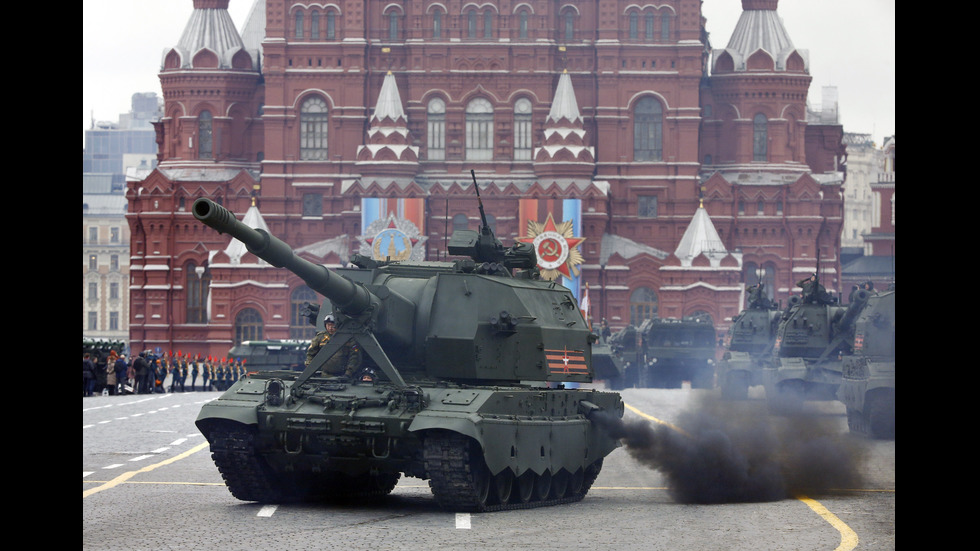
left=305, top=330, right=362, bottom=376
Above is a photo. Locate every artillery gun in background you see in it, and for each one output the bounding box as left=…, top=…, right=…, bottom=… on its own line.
left=717, top=285, right=782, bottom=400
left=764, top=276, right=872, bottom=414
left=191, top=177, right=623, bottom=512
left=838, top=287, right=895, bottom=439
left=638, top=316, right=717, bottom=389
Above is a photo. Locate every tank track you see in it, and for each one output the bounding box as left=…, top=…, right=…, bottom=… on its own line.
left=208, top=424, right=400, bottom=503
left=209, top=426, right=287, bottom=503
left=423, top=431, right=602, bottom=512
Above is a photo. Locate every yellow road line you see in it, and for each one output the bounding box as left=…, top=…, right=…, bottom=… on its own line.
left=623, top=402, right=691, bottom=438
left=798, top=495, right=859, bottom=551
left=83, top=441, right=210, bottom=499
left=623, top=401, right=859, bottom=550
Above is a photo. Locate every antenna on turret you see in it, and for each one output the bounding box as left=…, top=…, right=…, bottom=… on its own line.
left=471, top=169, right=493, bottom=238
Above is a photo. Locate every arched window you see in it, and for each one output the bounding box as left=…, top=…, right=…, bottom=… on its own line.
left=468, top=9, right=478, bottom=38
left=235, top=308, right=263, bottom=345
left=645, top=13, right=655, bottom=41
left=290, top=285, right=318, bottom=340
left=295, top=11, right=304, bottom=39
left=432, top=9, right=442, bottom=39
left=514, top=98, right=532, bottom=160
left=197, top=110, right=213, bottom=159
left=388, top=11, right=399, bottom=41
left=427, top=97, right=446, bottom=160
left=310, top=11, right=320, bottom=39
left=326, top=11, right=335, bottom=39
left=300, top=97, right=328, bottom=160
left=484, top=10, right=493, bottom=38
left=661, top=12, right=671, bottom=41
left=518, top=9, right=529, bottom=39
left=453, top=213, right=469, bottom=232
left=465, top=98, right=493, bottom=160
left=634, top=97, right=662, bottom=161
left=753, top=113, right=768, bottom=161
left=630, top=287, right=658, bottom=326
left=629, top=12, right=638, bottom=40
left=563, top=10, right=574, bottom=41
left=185, top=261, right=210, bottom=323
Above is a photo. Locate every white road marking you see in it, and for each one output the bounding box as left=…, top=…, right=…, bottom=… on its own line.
left=130, top=455, right=154, bottom=462
left=257, top=505, right=278, bottom=517
left=104, top=464, right=124, bottom=469
left=83, top=472, right=94, bottom=478
left=455, top=513, right=471, bottom=529
left=169, top=438, right=188, bottom=446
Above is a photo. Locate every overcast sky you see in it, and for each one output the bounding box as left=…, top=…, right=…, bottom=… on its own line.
left=82, top=0, right=895, bottom=148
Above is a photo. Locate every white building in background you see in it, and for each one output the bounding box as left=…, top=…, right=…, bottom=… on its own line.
left=841, top=132, right=884, bottom=251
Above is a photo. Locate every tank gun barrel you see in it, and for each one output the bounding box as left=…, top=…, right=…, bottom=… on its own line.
left=835, top=289, right=870, bottom=334
left=192, top=198, right=374, bottom=316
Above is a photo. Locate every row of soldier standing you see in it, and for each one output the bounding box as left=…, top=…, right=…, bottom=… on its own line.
left=83, top=349, right=251, bottom=396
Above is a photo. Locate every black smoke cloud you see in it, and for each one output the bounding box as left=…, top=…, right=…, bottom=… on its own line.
left=591, top=396, right=868, bottom=504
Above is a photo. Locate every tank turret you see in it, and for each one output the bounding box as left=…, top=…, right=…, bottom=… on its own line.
left=765, top=286, right=875, bottom=413
left=191, top=176, right=623, bottom=512
left=193, top=192, right=593, bottom=389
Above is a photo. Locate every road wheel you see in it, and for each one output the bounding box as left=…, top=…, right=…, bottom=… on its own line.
left=534, top=470, right=552, bottom=500
left=550, top=469, right=569, bottom=499
left=490, top=468, right=514, bottom=504
left=515, top=470, right=535, bottom=503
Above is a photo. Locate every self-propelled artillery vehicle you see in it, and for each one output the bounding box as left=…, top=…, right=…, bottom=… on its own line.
left=764, top=277, right=871, bottom=414
left=717, top=284, right=781, bottom=400
left=192, top=180, right=623, bottom=512
left=838, top=287, right=895, bottom=439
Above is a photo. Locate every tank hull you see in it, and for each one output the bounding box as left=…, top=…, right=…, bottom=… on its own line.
left=197, top=371, right=623, bottom=511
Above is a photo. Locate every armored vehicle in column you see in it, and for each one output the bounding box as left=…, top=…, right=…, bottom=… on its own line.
left=192, top=174, right=623, bottom=512
left=638, top=315, right=718, bottom=389
left=838, top=287, right=895, bottom=439
left=764, top=276, right=871, bottom=414
left=717, top=284, right=781, bottom=400
left=226, top=340, right=310, bottom=372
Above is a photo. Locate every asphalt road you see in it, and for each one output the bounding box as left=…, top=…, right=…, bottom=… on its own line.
left=83, top=384, right=894, bottom=550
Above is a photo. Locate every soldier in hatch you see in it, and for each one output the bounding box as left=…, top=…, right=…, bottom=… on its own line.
left=305, top=314, right=362, bottom=377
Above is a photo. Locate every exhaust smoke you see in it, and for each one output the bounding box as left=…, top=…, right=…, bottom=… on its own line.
left=592, top=396, right=868, bottom=504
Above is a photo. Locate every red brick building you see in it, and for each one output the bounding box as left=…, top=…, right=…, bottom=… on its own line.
left=127, top=0, right=844, bottom=359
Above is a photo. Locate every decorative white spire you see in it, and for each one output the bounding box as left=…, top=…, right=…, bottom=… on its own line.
left=673, top=205, right=729, bottom=267
left=546, top=71, right=582, bottom=124
left=372, top=71, right=407, bottom=124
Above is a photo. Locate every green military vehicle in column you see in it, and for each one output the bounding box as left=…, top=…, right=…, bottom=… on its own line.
left=764, top=275, right=871, bottom=414
left=191, top=173, right=623, bottom=512
left=838, top=287, right=895, bottom=439
left=717, top=284, right=781, bottom=400
left=226, top=339, right=310, bottom=372
left=638, top=315, right=718, bottom=389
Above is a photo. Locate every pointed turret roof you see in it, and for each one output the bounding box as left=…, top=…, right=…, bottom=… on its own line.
left=712, top=0, right=808, bottom=73
left=355, top=72, right=419, bottom=181
left=674, top=203, right=730, bottom=267
left=534, top=70, right=594, bottom=173
left=224, top=200, right=269, bottom=264
left=372, top=71, right=408, bottom=124
left=163, top=0, right=258, bottom=70
left=546, top=71, right=582, bottom=124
